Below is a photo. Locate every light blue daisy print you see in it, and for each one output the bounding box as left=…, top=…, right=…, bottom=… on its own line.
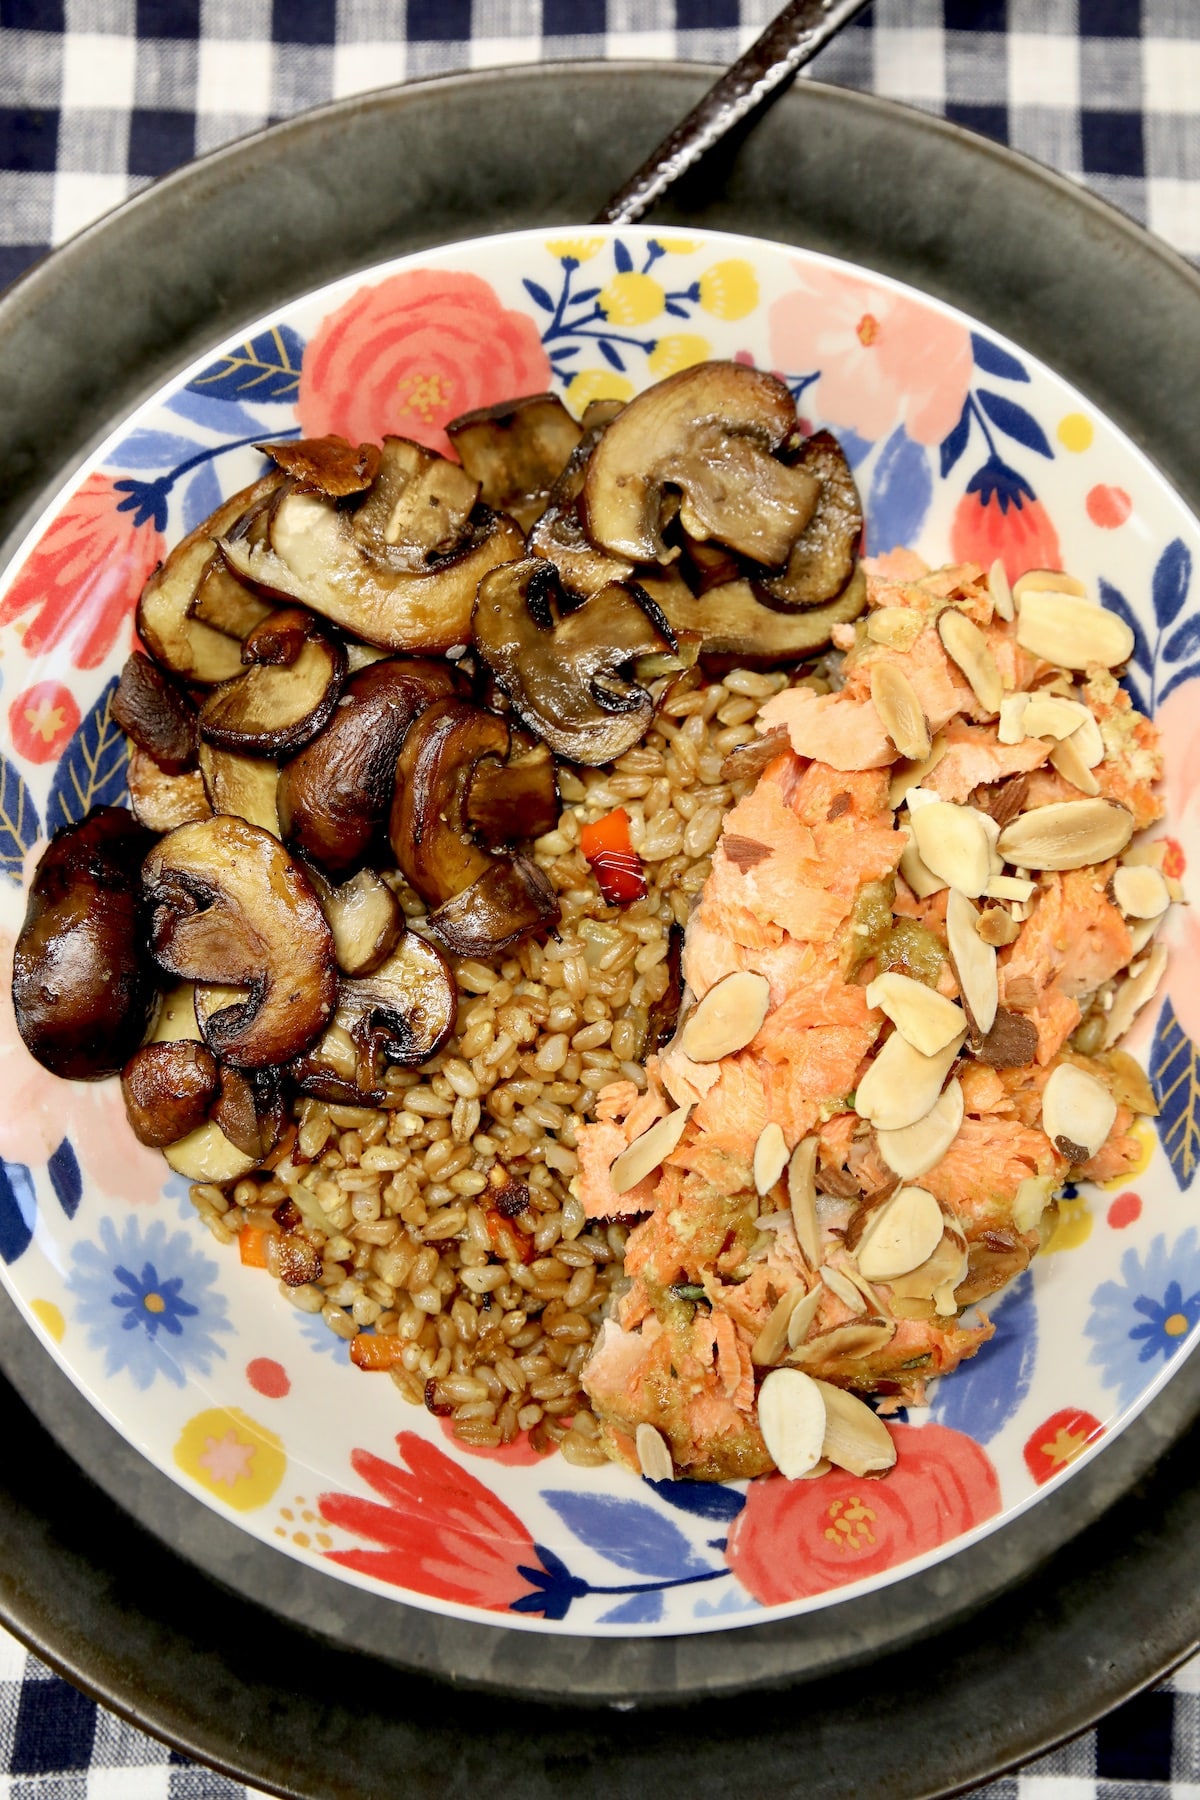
left=1085, top=1229, right=1200, bottom=1409
left=68, top=1214, right=232, bottom=1389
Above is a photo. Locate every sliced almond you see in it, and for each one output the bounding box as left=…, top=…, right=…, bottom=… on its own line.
left=977, top=905, right=1022, bottom=947
left=1021, top=693, right=1091, bottom=740
left=854, top=1029, right=965, bottom=1132
left=753, top=1121, right=789, bottom=1196
left=867, top=607, right=926, bottom=652
left=636, top=1422, right=675, bottom=1483
left=997, top=799, right=1134, bottom=871
left=998, top=693, right=1031, bottom=745
left=1070, top=711, right=1105, bottom=768
left=888, top=1221, right=969, bottom=1315
left=752, top=1282, right=812, bottom=1367
left=988, top=558, right=1014, bottom=622
left=1122, top=840, right=1167, bottom=870
left=946, top=889, right=998, bottom=1035
left=813, top=1380, right=897, bottom=1476
left=864, top=970, right=965, bottom=1057
left=888, top=733, right=948, bottom=810
left=787, top=1137, right=820, bottom=1266
left=1127, top=915, right=1162, bottom=957
left=788, top=1319, right=896, bottom=1372
left=910, top=800, right=992, bottom=897
left=1102, top=940, right=1168, bottom=1049
left=820, top=1265, right=868, bottom=1315
left=1012, top=1173, right=1057, bottom=1234
left=855, top=1184, right=945, bottom=1281
left=938, top=608, right=1003, bottom=713
left=1042, top=1062, right=1118, bottom=1162
left=1015, top=590, right=1134, bottom=670
left=871, top=662, right=931, bottom=761
left=1012, top=568, right=1087, bottom=601
left=978, top=807, right=1004, bottom=877
left=1112, top=863, right=1170, bottom=920
left=875, top=1078, right=964, bottom=1180
left=898, top=832, right=948, bottom=900
left=679, top=970, right=770, bottom=1063
left=985, top=874, right=1035, bottom=902
left=786, top=1283, right=825, bottom=1350
left=609, top=1106, right=690, bottom=1196
left=1048, top=734, right=1101, bottom=796
left=758, top=1368, right=827, bottom=1480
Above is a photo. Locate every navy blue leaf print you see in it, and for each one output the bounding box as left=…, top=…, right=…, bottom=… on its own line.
left=614, top=239, right=633, bottom=274
left=1158, top=661, right=1200, bottom=708
left=931, top=1271, right=1036, bottom=1443
left=1150, top=997, right=1199, bottom=1188
left=46, top=677, right=128, bottom=832
left=0, top=752, right=40, bottom=882
left=646, top=1477, right=746, bottom=1523
left=181, top=461, right=223, bottom=535
left=969, top=333, right=1030, bottom=382
left=1098, top=579, right=1152, bottom=676
left=187, top=325, right=305, bottom=403
left=976, top=391, right=1053, bottom=458
left=965, top=457, right=1034, bottom=511
left=664, top=301, right=690, bottom=318
left=0, top=1160, right=35, bottom=1264
left=599, top=339, right=626, bottom=373
left=110, top=430, right=205, bottom=471
left=867, top=427, right=932, bottom=555
left=1120, top=669, right=1149, bottom=717
left=549, top=345, right=579, bottom=363
left=598, top=1590, right=664, bottom=1625
left=1152, top=538, right=1192, bottom=631
left=522, top=278, right=555, bottom=313
left=939, top=399, right=971, bottom=479
left=166, top=389, right=270, bottom=438
left=1163, top=613, right=1200, bottom=665
left=541, top=1491, right=710, bottom=1578
left=574, top=286, right=600, bottom=304
left=509, top=1544, right=587, bottom=1621
left=48, top=1139, right=81, bottom=1220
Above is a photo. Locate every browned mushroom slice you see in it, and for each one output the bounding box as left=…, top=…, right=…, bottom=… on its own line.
left=351, top=437, right=480, bottom=568
left=336, top=933, right=458, bottom=1070
left=112, top=652, right=198, bottom=772
left=198, top=607, right=347, bottom=757
left=198, top=742, right=281, bottom=836
left=304, top=863, right=405, bottom=976
left=143, top=816, right=337, bottom=1068
left=527, top=420, right=634, bottom=597
left=390, top=699, right=510, bottom=907
left=277, top=657, right=457, bottom=874
left=473, top=558, right=674, bottom=765
left=121, top=1040, right=220, bottom=1147
left=654, top=568, right=867, bottom=670
left=467, top=740, right=560, bottom=845
left=446, top=393, right=583, bottom=532
left=426, top=856, right=560, bottom=959
left=210, top=1064, right=286, bottom=1160
left=13, top=807, right=158, bottom=1080
left=128, top=747, right=212, bottom=833
left=189, top=480, right=279, bottom=638
left=582, top=361, right=815, bottom=566
left=137, top=471, right=285, bottom=682
left=756, top=431, right=863, bottom=610
left=679, top=533, right=744, bottom=595
left=259, top=435, right=380, bottom=497
left=219, top=487, right=524, bottom=653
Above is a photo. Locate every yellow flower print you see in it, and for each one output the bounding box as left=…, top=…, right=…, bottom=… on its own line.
left=698, top=258, right=759, bottom=321
left=175, top=1406, right=286, bottom=1511
left=648, top=334, right=712, bottom=378
left=599, top=272, right=665, bottom=326
left=566, top=370, right=634, bottom=411
left=31, top=1299, right=64, bottom=1342
left=1042, top=1194, right=1094, bottom=1255
left=545, top=237, right=605, bottom=263
left=653, top=237, right=700, bottom=255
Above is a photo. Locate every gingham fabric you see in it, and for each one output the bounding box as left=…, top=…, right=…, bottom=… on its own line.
left=2, top=3, right=1200, bottom=1797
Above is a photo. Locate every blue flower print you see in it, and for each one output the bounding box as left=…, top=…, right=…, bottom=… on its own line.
left=1085, top=1228, right=1200, bottom=1408
left=68, top=1214, right=232, bottom=1390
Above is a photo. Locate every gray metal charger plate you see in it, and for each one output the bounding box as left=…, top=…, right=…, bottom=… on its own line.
left=2, top=62, right=1200, bottom=1800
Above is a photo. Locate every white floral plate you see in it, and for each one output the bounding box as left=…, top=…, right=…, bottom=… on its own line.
left=0, top=225, right=1198, bottom=1638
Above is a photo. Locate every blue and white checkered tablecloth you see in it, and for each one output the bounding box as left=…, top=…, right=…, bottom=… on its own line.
left=1, top=3, right=1199, bottom=1797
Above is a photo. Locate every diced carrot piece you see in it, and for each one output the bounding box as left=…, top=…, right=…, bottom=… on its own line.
left=485, top=1207, right=536, bottom=1265
left=350, top=1334, right=406, bottom=1371
left=238, top=1223, right=270, bottom=1269
left=580, top=807, right=647, bottom=904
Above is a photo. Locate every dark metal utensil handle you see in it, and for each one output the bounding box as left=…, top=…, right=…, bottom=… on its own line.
left=595, top=0, right=874, bottom=225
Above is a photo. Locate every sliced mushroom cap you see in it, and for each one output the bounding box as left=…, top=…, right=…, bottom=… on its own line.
left=654, top=567, right=868, bottom=669
left=143, top=816, right=337, bottom=1068
left=351, top=436, right=482, bottom=570
left=527, top=419, right=635, bottom=598
left=112, top=652, right=198, bottom=772
left=467, top=740, right=560, bottom=846
left=473, top=558, right=674, bottom=764
left=259, top=435, right=380, bottom=497
left=582, top=361, right=812, bottom=566
left=189, top=480, right=279, bottom=638
left=756, top=431, right=863, bottom=610
left=446, top=393, right=582, bottom=532
left=128, top=747, right=212, bottom=834
left=137, top=471, right=285, bottom=682
left=390, top=698, right=510, bottom=907
left=162, top=1121, right=260, bottom=1184
left=13, top=807, right=158, bottom=1080
left=220, top=486, right=524, bottom=653
left=198, top=606, right=346, bottom=757
left=121, top=1040, right=220, bottom=1147
left=426, top=855, right=560, bottom=959
left=210, top=1064, right=286, bottom=1160
left=327, top=932, right=458, bottom=1079
left=197, top=742, right=281, bottom=836
left=303, top=863, right=405, bottom=977
left=277, top=657, right=457, bottom=875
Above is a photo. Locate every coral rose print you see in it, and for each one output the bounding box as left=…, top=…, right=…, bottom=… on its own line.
left=950, top=485, right=1061, bottom=585
left=725, top=1423, right=1000, bottom=1605
left=297, top=271, right=553, bottom=458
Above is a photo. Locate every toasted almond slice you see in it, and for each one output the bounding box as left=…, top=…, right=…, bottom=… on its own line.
left=786, top=1284, right=824, bottom=1350
left=875, top=1078, right=964, bottom=1180
left=610, top=1105, right=690, bottom=1196
left=985, top=874, right=1035, bottom=902
left=888, top=1222, right=969, bottom=1314
left=1112, top=863, right=1170, bottom=920
left=898, top=831, right=948, bottom=900
left=636, top=1422, right=675, bottom=1483
left=855, top=1184, right=945, bottom=1280
left=788, top=1136, right=820, bottom=1265
left=1021, top=693, right=1091, bottom=740
left=753, top=1121, right=789, bottom=1196
left=819, top=1265, right=868, bottom=1315
left=1102, top=941, right=1168, bottom=1049
left=977, top=905, right=1022, bottom=947
left=888, top=734, right=948, bottom=810
left=864, top=970, right=965, bottom=1057
left=680, top=970, right=770, bottom=1062
left=812, top=1380, right=897, bottom=1476
left=1048, top=733, right=1101, bottom=796
left=988, top=558, right=1014, bottom=622
left=1070, top=711, right=1105, bottom=768
left=904, top=785, right=939, bottom=813
left=977, top=807, right=1003, bottom=877
left=1012, top=568, right=1088, bottom=601
left=1096, top=1047, right=1160, bottom=1118
left=1127, top=915, right=1162, bottom=957
left=788, top=1319, right=896, bottom=1371
left=946, top=889, right=999, bottom=1035
left=867, top=607, right=926, bottom=651
left=998, top=693, right=1031, bottom=745
left=1015, top=590, right=1134, bottom=670
left=1042, top=1062, right=1118, bottom=1162
left=854, top=1029, right=965, bottom=1132
left=910, top=800, right=992, bottom=897
left=796, top=1457, right=833, bottom=1480
left=1122, top=839, right=1166, bottom=869
left=752, top=1282, right=812, bottom=1367
left=938, top=608, right=1003, bottom=713
left=997, top=799, right=1134, bottom=870
left=758, top=1368, right=827, bottom=1480
left=1013, top=1174, right=1057, bottom=1234
left=871, top=661, right=931, bottom=761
